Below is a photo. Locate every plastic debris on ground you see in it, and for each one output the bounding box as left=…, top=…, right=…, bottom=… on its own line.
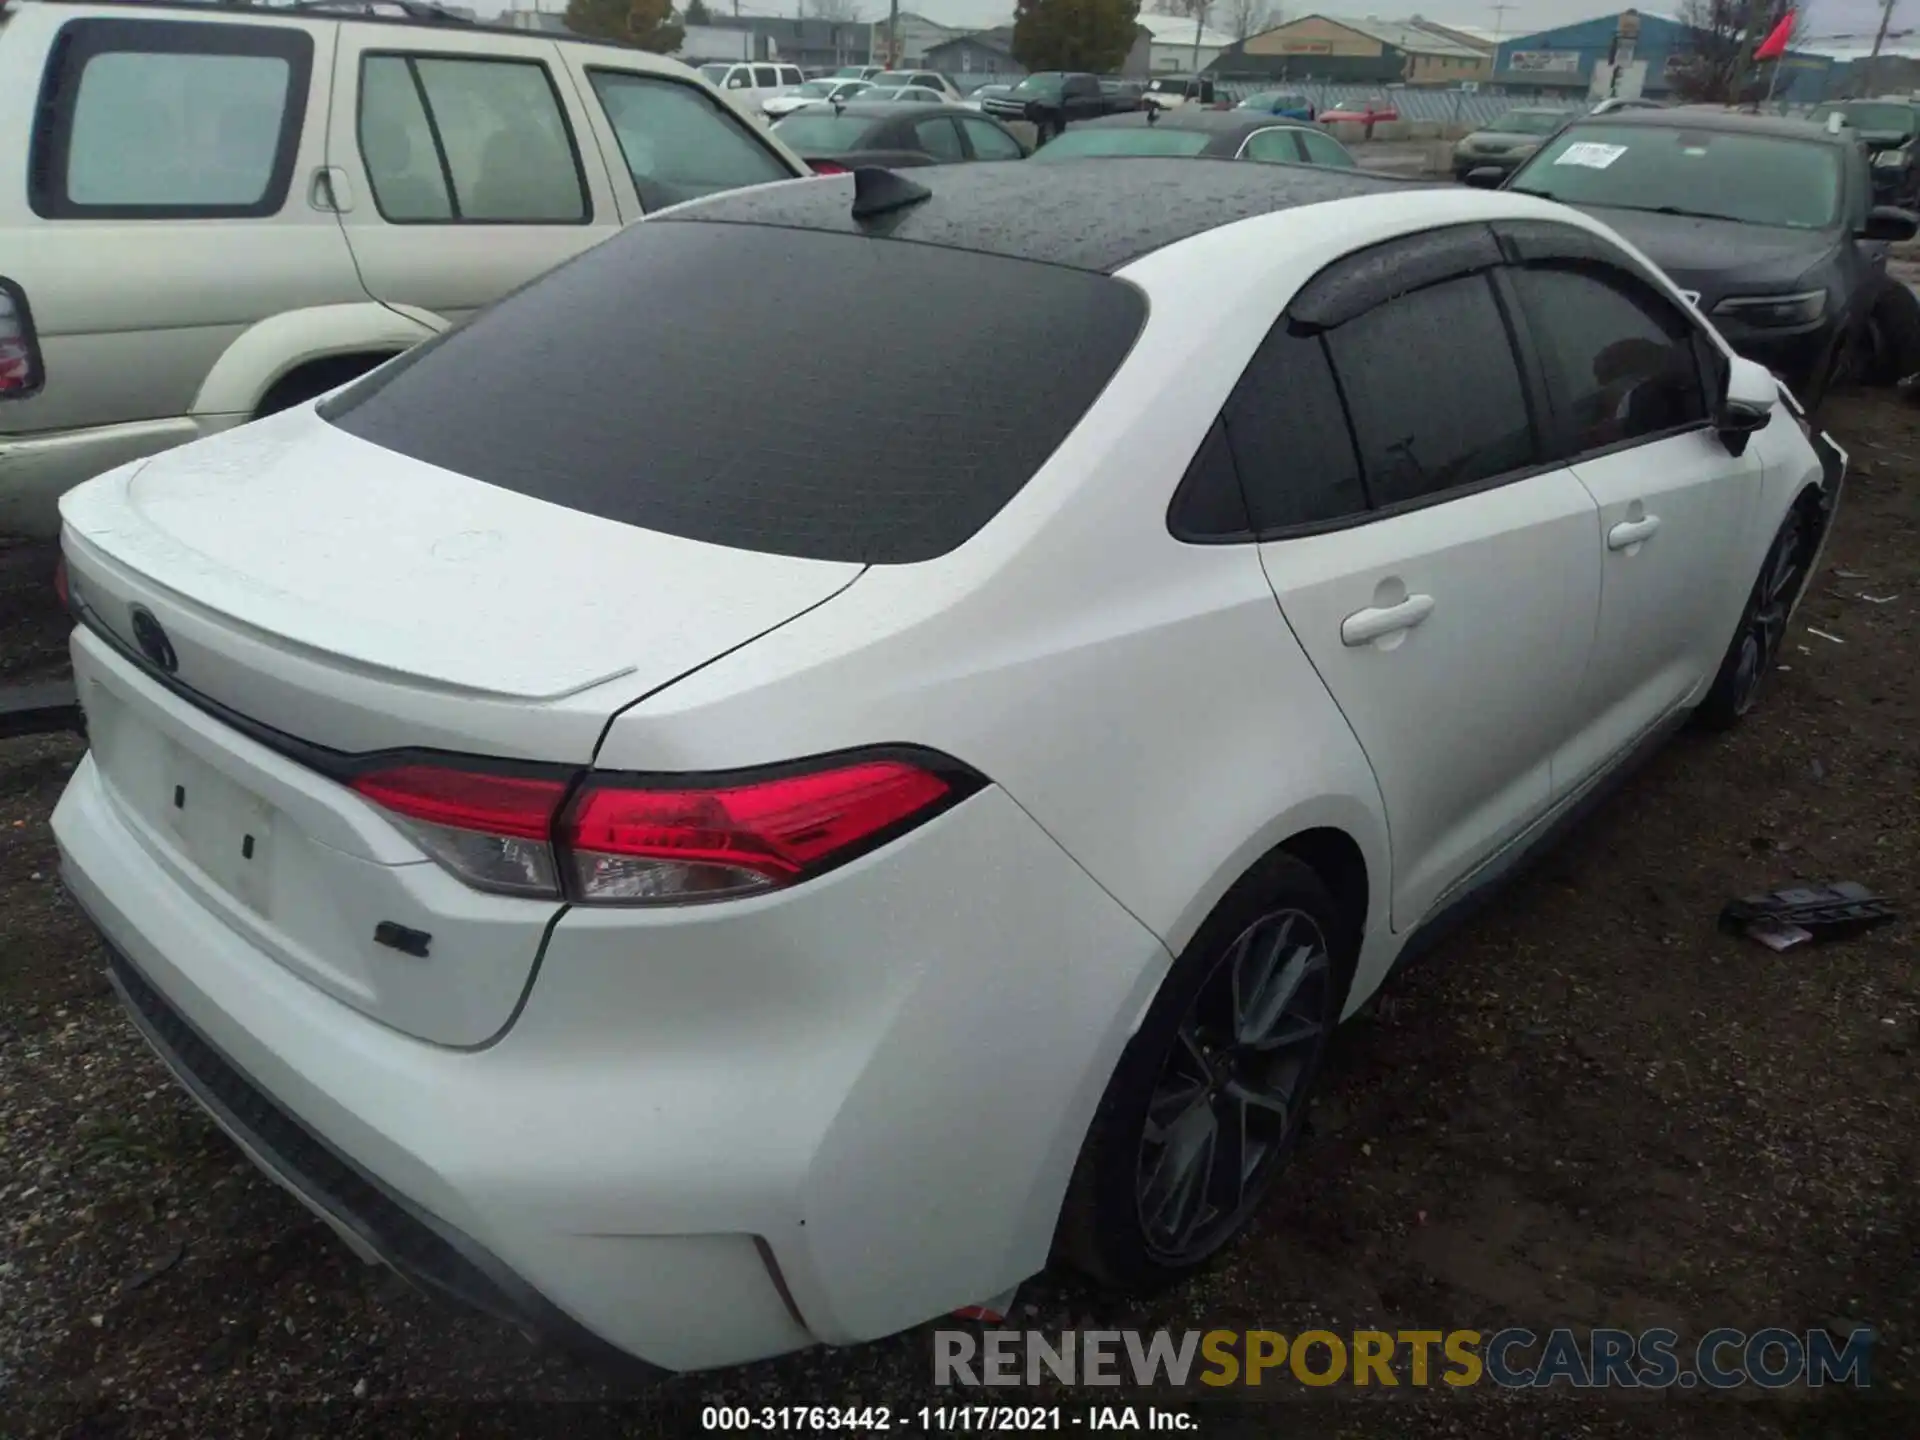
left=1719, top=882, right=1899, bottom=951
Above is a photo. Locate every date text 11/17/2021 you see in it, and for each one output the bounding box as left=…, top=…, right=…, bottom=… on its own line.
left=701, top=1405, right=1195, bottom=1431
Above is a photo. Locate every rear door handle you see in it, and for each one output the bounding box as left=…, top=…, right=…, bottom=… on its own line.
left=1341, top=594, right=1435, bottom=647
left=1608, top=515, right=1661, bottom=550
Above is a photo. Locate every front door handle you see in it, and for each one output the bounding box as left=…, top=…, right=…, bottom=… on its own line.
left=1341, top=594, right=1435, bottom=647
left=1608, top=515, right=1661, bottom=551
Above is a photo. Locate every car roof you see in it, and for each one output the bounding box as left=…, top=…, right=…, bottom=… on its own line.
left=1076, top=109, right=1312, bottom=137
left=661, top=157, right=1429, bottom=274
left=831, top=101, right=975, bottom=118
left=1571, top=106, right=1846, bottom=144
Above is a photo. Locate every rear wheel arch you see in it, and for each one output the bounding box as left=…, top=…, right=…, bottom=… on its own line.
left=189, top=302, right=447, bottom=420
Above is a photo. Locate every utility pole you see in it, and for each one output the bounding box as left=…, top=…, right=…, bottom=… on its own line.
left=1191, top=1, right=1207, bottom=77
left=1868, top=0, right=1898, bottom=96
left=887, top=0, right=899, bottom=66
left=1489, top=1, right=1511, bottom=87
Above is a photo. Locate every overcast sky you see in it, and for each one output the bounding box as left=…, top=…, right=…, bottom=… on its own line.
left=510, top=0, right=1911, bottom=48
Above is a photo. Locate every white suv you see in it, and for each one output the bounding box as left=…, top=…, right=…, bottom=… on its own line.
left=699, top=60, right=806, bottom=117
left=0, top=0, right=807, bottom=538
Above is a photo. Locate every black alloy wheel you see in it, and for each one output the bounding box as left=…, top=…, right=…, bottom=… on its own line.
left=1136, top=907, right=1336, bottom=1262
left=1696, top=506, right=1811, bottom=730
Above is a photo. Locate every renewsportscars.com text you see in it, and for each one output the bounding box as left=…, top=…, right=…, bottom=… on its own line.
left=933, top=1327, right=1874, bottom=1390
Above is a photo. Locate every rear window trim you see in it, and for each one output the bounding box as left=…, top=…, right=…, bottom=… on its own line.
left=355, top=47, right=594, bottom=227
left=583, top=64, right=801, bottom=198
left=29, top=16, right=314, bottom=221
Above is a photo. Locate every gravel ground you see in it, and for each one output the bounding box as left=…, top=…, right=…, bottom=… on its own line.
left=2, top=391, right=1917, bottom=1438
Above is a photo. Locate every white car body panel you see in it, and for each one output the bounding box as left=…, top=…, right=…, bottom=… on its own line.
left=59, top=406, right=863, bottom=709
left=50, top=180, right=1839, bottom=1371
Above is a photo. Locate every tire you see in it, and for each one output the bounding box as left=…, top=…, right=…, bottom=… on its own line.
left=1056, top=852, right=1356, bottom=1292
left=1693, top=504, right=1813, bottom=732
left=1858, top=281, right=1920, bottom=388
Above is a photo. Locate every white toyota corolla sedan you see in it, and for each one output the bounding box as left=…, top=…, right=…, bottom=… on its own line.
left=52, top=159, right=1844, bottom=1373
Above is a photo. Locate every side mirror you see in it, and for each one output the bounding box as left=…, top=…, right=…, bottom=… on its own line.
left=1463, top=166, right=1506, bottom=189
left=1717, top=354, right=1777, bottom=455
left=1860, top=204, right=1919, bottom=241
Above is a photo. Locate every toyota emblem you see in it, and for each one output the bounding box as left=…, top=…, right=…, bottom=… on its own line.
left=129, top=605, right=178, bottom=673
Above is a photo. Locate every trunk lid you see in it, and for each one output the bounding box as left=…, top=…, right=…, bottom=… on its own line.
left=60, top=406, right=863, bottom=1047
left=60, top=405, right=864, bottom=758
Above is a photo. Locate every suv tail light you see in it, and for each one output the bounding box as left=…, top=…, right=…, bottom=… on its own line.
left=348, top=750, right=980, bottom=905
left=0, top=278, right=43, bottom=398
left=809, top=159, right=850, bottom=175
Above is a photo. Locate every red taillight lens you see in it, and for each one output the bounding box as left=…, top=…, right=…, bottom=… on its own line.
left=0, top=279, right=42, bottom=398
left=348, top=752, right=975, bottom=905
left=350, top=764, right=571, bottom=897
left=809, top=159, right=850, bottom=175
left=559, top=759, right=956, bottom=904
left=52, top=556, right=69, bottom=613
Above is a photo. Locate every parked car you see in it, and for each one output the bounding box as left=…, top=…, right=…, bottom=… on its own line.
left=53, top=155, right=1842, bottom=1375
left=772, top=103, right=1028, bottom=170
left=851, top=84, right=948, bottom=107
left=763, top=78, right=873, bottom=119
left=870, top=69, right=963, bottom=103
left=1029, top=110, right=1357, bottom=170
left=1808, top=99, right=1920, bottom=208
left=1100, top=77, right=1145, bottom=111
left=964, top=82, right=1017, bottom=111
left=832, top=64, right=887, bottom=81
left=1450, top=107, right=1576, bottom=181
left=1238, top=90, right=1317, bottom=121
left=700, top=60, right=807, bottom=116
left=1319, top=97, right=1399, bottom=134
left=1589, top=96, right=1665, bottom=116
left=1141, top=74, right=1218, bottom=111
left=0, top=0, right=809, bottom=539
left=1487, top=107, right=1919, bottom=407
left=981, top=71, right=1131, bottom=140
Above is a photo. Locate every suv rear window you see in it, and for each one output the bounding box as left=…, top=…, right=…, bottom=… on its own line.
left=321, top=221, right=1146, bottom=564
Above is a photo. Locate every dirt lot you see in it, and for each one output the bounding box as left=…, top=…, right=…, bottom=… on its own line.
left=2, top=392, right=1916, bottom=1439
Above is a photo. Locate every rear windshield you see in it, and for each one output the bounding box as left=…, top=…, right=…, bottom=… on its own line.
left=773, top=112, right=875, bottom=150
left=321, top=221, right=1146, bottom=564
left=1032, top=128, right=1212, bottom=160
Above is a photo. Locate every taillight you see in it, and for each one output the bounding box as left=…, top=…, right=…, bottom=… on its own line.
left=0, top=278, right=43, bottom=398
left=560, top=758, right=958, bottom=904
left=53, top=556, right=69, bottom=612
left=809, top=159, right=850, bottom=175
left=349, top=764, right=571, bottom=897
left=347, top=750, right=979, bottom=905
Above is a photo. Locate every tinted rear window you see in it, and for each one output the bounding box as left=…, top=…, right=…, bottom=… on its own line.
left=1033, top=129, right=1213, bottom=160
left=772, top=112, right=876, bottom=150
left=322, top=221, right=1146, bottom=564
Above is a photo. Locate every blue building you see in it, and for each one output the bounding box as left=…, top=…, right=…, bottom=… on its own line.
left=1494, top=8, right=1831, bottom=105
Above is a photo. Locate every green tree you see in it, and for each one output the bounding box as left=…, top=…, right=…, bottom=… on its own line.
left=1012, top=0, right=1140, bottom=74
left=685, top=0, right=712, bottom=21
left=565, top=0, right=685, bottom=53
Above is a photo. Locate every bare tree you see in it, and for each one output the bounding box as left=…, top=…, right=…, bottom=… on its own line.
left=807, top=0, right=863, bottom=19
left=1220, top=0, right=1273, bottom=42
left=1670, top=0, right=1772, bottom=104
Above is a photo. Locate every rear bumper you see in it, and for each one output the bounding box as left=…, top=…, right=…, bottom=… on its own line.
left=54, top=733, right=1169, bottom=1369
left=97, top=933, right=657, bottom=1376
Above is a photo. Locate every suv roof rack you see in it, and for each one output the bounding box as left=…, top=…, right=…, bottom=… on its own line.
left=282, top=0, right=473, bottom=21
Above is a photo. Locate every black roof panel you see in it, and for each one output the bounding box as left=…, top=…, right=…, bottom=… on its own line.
left=658, top=158, right=1431, bottom=273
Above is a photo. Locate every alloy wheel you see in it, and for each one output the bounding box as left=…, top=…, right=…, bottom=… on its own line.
left=1733, top=513, right=1807, bottom=716
left=1134, top=908, right=1335, bottom=1262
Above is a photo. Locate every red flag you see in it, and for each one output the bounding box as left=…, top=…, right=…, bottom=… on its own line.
left=1755, top=11, right=1795, bottom=61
